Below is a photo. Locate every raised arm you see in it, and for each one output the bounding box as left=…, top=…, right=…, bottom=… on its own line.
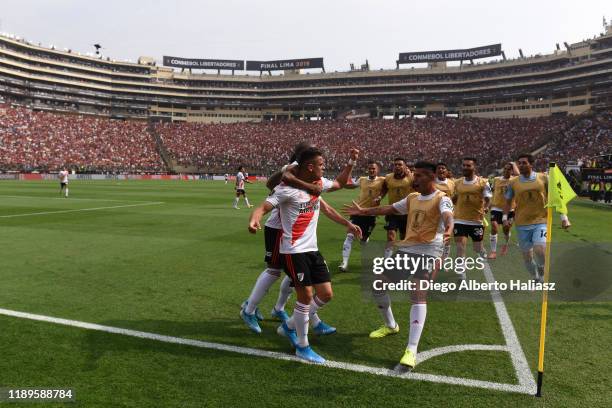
left=332, top=148, right=359, bottom=189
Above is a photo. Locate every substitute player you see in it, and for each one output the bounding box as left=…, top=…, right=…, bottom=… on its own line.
left=344, top=161, right=454, bottom=371
left=488, top=162, right=519, bottom=259
left=249, top=147, right=362, bottom=363
left=452, top=157, right=491, bottom=278
left=233, top=166, right=252, bottom=209
left=338, top=161, right=385, bottom=272
left=503, top=154, right=570, bottom=282
left=380, top=158, right=413, bottom=258
left=59, top=168, right=69, bottom=198
left=240, top=145, right=359, bottom=334
left=434, top=162, right=455, bottom=260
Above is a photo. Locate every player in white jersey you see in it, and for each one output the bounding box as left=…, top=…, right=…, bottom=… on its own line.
left=58, top=168, right=69, bottom=198
left=224, top=174, right=229, bottom=184
left=233, top=166, right=252, bottom=209
left=249, top=147, right=362, bottom=363
left=240, top=144, right=359, bottom=334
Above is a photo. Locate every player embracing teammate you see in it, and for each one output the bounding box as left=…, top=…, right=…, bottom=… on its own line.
left=249, top=147, right=362, bottom=363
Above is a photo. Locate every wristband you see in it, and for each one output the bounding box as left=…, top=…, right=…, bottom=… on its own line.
left=502, top=214, right=508, bottom=222
left=348, top=158, right=356, bottom=166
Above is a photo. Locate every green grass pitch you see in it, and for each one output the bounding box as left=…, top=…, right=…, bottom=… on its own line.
left=0, top=180, right=610, bottom=407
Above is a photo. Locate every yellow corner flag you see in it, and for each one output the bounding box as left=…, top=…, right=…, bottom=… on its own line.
left=536, top=162, right=576, bottom=398
left=546, top=164, right=577, bottom=214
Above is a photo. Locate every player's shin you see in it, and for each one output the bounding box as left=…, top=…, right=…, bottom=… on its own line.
left=341, top=233, right=354, bottom=268
left=407, top=303, right=427, bottom=354
left=245, top=268, right=280, bottom=314
left=293, top=301, right=310, bottom=347
left=373, top=291, right=397, bottom=329
left=274, top=276, right=293, bottom=312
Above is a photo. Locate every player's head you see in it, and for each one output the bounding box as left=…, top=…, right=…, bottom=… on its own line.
left=517, top=153, right=534, bottom=175
left=238, top=166, right=244, bottom=173
left=298, top=147, right=325, bottom=180
left=393, top=157, right=406, bottom=176
left=412, top=161, right=437, bottom=194
left=462, top=157, right=477, bottom=177
left=436, top=162, right=448, bottom=179
left=367, top=161, right=379, bottom=177
left=290, top=141, right=314, bottom=163
left=502, top=162, right=514, bottom=178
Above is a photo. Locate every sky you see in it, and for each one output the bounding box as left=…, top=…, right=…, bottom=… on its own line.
left=1, top=0, right=610, bottom=72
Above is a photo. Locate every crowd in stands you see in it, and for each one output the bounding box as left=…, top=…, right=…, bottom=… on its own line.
left=155, top=116, right=570, bottom=174
left=1, top=103, right=609, bottom=177
left=536, top=111, right=612, bottom=169
left=0, top=105, right=163, bottom=172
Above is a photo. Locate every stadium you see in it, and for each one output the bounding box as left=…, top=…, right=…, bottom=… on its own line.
left=0, top=2, right=611, bottom=407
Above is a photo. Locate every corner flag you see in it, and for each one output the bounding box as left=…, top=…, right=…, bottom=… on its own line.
left=536, top=163, right=576, bottom=398
left=546, top=164, right=577, bottom=214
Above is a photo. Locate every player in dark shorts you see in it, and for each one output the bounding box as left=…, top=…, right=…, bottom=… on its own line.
left=339, top=161, right=385, bottom=272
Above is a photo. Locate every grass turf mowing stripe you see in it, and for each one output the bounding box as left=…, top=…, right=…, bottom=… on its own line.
left=0, top=307, right=532, bottom=395
left=0, top=202, right=165, bottom=218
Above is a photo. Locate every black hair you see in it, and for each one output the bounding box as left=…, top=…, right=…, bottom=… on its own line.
left=436, top=162, right=447, bottom=168
left=289, top=141, right=313, bottom=163
left=393, top=157, right=406, bottom=163
left=462, top=157, right=477, bottom=164
left=238, top=166, right=244, bottom=172
left=517, top=153, right=534, bottom=164
left=297, top=147, right=323, bottom=168
left=414, top=161, right=437, bottom=173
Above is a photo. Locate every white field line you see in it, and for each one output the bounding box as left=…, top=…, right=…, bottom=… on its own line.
left=483, top=262, right=537, bottom=394
left=0, top=307, right=532, bottom=395
left=1, top=195, right=159, bottom=203
left=0, top=202, right=164, bottom=218
left=417, top=344, right=508, bottom=364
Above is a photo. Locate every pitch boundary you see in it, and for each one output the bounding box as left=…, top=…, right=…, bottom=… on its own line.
left=0, top=307, right=531, bottom=395
left=0, top=202, right=165, bottom=218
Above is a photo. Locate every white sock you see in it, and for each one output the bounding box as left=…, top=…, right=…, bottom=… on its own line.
left=524, top=259, right=538, bottom=277
left=274, top=276, right=292, bottom=312
left=384, top=247, right=393, bottom=259
left=442, top=243, right=451, bottom=259
left=373, top=291, right=396, bottom=328
left=233, top=198, right=239, bottom=207
left=309, top=296, right=327, bottom=328
left=504, top=231, right=511, bottom=243
left=245, top=268, right=280, bottom=314
left=245, top=197, right=251, bottom=206
left=407, top=303, right=427, bottom=354
left=341, top=233, right=354, bottom=266
left=490, top=234, right=498, bottom=252
left=65, top=188, right=69, bottom=197
left=294, top=302, right=310, bottom=347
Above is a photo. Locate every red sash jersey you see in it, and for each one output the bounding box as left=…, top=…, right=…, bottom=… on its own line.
left=265, top=178, right=334, bottom=254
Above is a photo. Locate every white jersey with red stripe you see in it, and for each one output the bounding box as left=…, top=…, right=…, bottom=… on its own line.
left=236, top=172, right=245, bottom=189
left=266, top=177, right=334, bottom=254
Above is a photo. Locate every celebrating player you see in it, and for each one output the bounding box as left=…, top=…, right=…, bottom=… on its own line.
left=379, top=158, right=414, bottom=258
left=58, top=167, right=69, bottom=198
left=488, top=162, right=519, bottom=259
left=503, top=154, right=570, bottom=282
left=248, top=147, right=362, bottom=363
left=240, top=144, right=358, bottom=334
left=233, top=166, right=252, bottom=209
left=344, top=161, right=454, bottom=371
left=452, top=157, right=492, bottom=278
left=339, top=161, right=385, bottom=272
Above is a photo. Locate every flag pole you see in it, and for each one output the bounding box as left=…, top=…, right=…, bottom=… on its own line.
left=536, top=161, right=555, bottom=397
